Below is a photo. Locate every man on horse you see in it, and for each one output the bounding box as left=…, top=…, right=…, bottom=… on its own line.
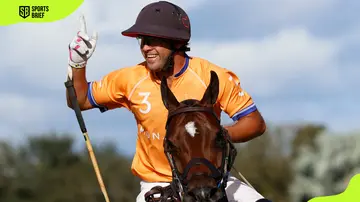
left=66, top=1, right=268, bottom=201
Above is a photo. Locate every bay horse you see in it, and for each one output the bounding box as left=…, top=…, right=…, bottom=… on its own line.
left=145, top=71, right=237, bottom=202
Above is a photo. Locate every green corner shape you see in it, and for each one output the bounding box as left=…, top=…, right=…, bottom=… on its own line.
left=308, top=174, right=360, bottom=202
left=0, top=0, right=84, bottom=26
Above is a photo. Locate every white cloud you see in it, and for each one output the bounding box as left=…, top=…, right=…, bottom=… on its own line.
left=0, top=93, right=53, bottom=145
left=258, top=0, right=337, bottom=18
left=234, top=0, right=338, bottom=25
left=0, top=93, right=47, bottom=126
left=191, top=28, right=341, bottom=96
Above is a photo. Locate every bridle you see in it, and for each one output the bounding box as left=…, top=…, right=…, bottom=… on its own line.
left=145, top=104, right=238, bottom=202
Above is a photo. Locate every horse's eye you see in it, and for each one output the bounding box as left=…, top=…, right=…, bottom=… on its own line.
left=215, top=132, right=225, bottom=148
left=165, top=141, right=178, bottom=153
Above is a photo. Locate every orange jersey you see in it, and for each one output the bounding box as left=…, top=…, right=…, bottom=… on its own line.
left=87, top=55, right=257, bottom=182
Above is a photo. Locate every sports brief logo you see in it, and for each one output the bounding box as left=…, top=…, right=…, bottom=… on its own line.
left=19, top=6, right=50, bottom=19
left=19, top=6, right=30, bottom=19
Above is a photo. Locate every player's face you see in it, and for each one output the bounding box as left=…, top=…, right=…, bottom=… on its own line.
left=138, top=36, right=173, bottom=72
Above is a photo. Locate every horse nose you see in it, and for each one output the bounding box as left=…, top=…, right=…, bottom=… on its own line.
left=189, top=187, right=218, bottom=200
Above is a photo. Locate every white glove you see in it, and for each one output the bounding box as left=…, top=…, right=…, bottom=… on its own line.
left=68, top=14, right=98, bottom=69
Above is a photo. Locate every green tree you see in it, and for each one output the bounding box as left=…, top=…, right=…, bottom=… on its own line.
left=231, top=126, right=294, bottom=202
left=0, top=132, right=140, bottom=202
left=291, top=124, right=326, bottom=159
left=290, top=130, right=360, bottom=202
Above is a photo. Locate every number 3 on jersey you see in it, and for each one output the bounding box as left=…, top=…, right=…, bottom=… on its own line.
left=139, top=92, right=151, bottom=114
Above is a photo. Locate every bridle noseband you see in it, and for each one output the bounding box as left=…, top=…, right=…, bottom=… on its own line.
left=145, top=104, right=237, bottom=202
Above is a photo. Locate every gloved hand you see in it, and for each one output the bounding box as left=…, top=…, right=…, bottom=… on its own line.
left=68, top=14, right=98, bottom=69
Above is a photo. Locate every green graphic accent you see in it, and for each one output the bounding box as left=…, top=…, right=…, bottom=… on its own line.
left=0, top=0, right=84, bottom=26
left=308, top=174, right=360, bottom=202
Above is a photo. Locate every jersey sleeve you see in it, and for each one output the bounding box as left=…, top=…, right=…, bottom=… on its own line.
left=217, top=69, right=257, bottom=121
left=87, top=69, right=130, bottom=113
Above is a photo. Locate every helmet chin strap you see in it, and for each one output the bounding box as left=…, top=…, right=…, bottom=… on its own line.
left=160, top=42, right=189, bottom=73
left=160, top=49, right=176, bottom=72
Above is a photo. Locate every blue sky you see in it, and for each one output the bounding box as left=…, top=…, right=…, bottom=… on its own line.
left=1, top=0, right=359, bottom=156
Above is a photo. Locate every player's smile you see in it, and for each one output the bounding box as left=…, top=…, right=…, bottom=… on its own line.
left=145, top=53, right=159, bottom=64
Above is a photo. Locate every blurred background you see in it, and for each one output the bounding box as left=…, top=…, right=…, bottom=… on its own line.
left=1, top=0, right=359, bottom=201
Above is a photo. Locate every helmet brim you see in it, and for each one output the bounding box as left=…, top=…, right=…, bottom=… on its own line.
left=121, top=24, right=189, bottom=42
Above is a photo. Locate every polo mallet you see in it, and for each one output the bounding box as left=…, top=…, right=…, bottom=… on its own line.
left=64, top=74, right=110, bottom=202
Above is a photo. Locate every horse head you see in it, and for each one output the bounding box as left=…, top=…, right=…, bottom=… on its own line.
left=160, top=70, right=237, bottom=202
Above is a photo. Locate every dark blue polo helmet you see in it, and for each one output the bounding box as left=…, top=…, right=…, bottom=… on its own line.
left=121, top=1, right=191, bottom=42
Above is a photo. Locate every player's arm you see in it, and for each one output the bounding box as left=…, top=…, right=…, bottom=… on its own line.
left=66, top=15, right=129, bottom=112
left=218, top=70, right=266, bottom=143
left=66, top=67, right=129, bottom=112
left=86, top=68, right=130, bottom=112
left=66, top=68, right=93, bottom=110
left=66, top=14, right=98, bottom=110
left=224, top=109, right=266, bottom=143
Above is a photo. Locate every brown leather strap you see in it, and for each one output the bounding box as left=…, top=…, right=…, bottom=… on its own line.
left=165, top=106, right=220, bottom=130
left=168, top=106, right=218, bottom=121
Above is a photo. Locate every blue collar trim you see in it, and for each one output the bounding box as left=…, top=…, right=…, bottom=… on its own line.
left=174, top=54, right=190, bottom=77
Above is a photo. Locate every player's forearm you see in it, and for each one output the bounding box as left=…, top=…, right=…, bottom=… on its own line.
left=66, top=68, right=90, bottom=110
left=224, top=110, right=266, bottom=143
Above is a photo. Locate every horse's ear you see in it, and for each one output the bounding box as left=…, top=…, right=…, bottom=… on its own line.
left=161, top=76, right=180, bottom=111
left=200, top=71, right=219, bottom=105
